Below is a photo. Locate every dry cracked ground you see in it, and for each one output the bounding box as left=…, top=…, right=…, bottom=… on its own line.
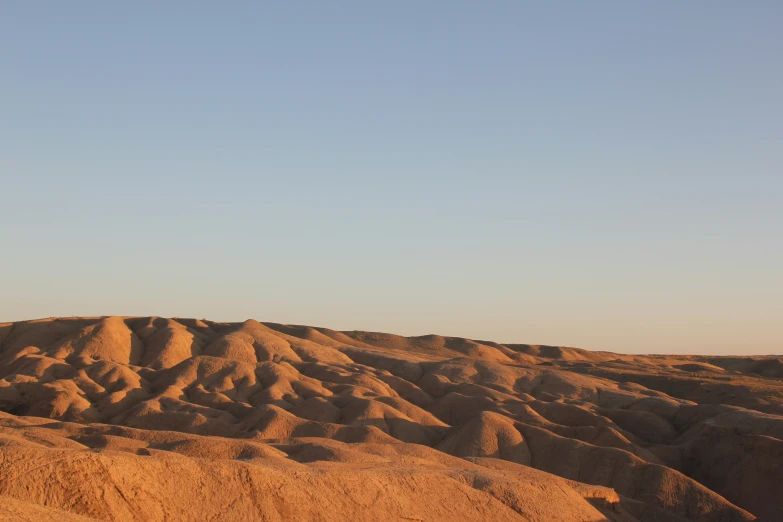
left=0, top=317, right=781, bottom=521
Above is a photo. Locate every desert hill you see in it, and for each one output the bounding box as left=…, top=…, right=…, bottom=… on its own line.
left=0, top=317, right=780, bottom=521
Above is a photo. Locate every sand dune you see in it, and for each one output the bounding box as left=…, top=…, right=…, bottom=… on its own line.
left=0, top=317, right=780, bottom=521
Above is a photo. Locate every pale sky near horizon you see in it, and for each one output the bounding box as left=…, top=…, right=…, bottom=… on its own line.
left=1, top=2, right=781, bottom=354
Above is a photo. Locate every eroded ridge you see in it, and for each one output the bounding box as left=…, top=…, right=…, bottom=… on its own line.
left=0, top=317, right=781, bottom=521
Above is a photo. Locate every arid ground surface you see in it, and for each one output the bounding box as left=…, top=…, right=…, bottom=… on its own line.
left=0, top=317, right=780, bottom=521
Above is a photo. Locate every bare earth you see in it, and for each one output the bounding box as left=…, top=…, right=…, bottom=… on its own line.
left=0, top=317, right=780, bottom=521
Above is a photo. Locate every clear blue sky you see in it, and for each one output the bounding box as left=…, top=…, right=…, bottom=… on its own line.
left=1, top=2, right=781, bottom=354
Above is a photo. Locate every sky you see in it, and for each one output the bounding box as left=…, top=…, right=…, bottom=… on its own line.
left=1, top=2, right=781, bottom=354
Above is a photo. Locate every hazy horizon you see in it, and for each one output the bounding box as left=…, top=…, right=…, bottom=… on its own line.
left=2, top=3, right=781, bottom=355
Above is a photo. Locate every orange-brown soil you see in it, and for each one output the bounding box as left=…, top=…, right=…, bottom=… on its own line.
left=0, top=317, right=780, bottom=521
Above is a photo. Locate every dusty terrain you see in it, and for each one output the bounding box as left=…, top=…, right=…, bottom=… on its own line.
left=0, top=317, right=780, bottom=521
